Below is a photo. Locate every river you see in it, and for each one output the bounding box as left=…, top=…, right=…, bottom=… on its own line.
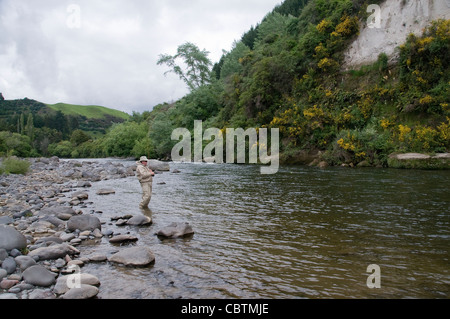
left=75, top=160, right=449, bottom=299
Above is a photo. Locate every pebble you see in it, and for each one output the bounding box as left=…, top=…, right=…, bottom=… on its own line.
left=0, top=279, right=19, bottom=289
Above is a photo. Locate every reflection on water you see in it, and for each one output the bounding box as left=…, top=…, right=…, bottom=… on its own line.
left=77, top=160, right=449, bottom=299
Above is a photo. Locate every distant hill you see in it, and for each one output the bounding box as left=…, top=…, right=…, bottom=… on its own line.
left=47, top=103, right=129, bottom=121
left=0, top=97, right=129, bottom=136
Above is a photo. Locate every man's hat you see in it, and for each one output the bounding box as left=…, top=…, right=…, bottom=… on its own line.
left=139, top=156, right=149, bottom=162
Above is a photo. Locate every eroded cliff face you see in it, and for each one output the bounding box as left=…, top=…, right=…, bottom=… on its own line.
left=343, top=0, right=450, bottom=69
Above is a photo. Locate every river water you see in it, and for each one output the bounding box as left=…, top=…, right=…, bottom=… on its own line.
left=77, top=160, right=449, bottom=299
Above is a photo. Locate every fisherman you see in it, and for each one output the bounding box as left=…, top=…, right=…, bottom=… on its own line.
left=136, top=156, right=155, bottom=209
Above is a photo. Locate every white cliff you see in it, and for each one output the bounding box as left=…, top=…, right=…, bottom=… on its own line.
left=343, top=0, right=450, bottom=69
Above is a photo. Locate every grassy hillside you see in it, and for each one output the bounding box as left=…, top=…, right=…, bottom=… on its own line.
left=47, top=103, right=130, bottom=120
left=0, top=97, right=131, bottom=157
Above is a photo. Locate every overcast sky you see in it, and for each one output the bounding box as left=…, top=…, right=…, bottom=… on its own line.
left=0, top=0, right=282, bottom=114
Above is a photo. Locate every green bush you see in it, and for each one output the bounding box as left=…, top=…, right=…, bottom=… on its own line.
left=0, top=157, right=31, bottom=175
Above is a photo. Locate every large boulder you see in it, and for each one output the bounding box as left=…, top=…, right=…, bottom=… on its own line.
left=67, top=215, right=101, bottom=232
left=156, top=222, right=194, bottom=239
left=0, top=225, right=27, bottom=251
left=108, top=247, right=155, bottom=267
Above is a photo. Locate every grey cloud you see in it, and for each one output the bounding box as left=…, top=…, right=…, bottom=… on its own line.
left=0, top=0, right=281, bottom=113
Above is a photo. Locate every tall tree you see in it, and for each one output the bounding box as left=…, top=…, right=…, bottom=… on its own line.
left=157, top=42, right=213, bottom=91
left=25, top=113, right=34, bottom=141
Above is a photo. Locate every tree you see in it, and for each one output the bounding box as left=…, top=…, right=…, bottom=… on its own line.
left=157, top=42, right=213, bottom=91
left=70, top=129, right=91, bottom=146
left=25, top=113, right=34, bottom=141
left=220, top=42, right=251, bottom=80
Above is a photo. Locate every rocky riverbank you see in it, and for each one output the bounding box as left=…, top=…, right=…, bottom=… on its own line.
left=0, top=157, right=191, bottom=299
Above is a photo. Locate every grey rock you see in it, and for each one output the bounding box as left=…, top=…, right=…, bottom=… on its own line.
left=28, top=220, right=55, bottom=232
left=0, top=293, right=18, bottom=299
left=148, top=160, right=170, bottom=171
left=126, top=215, right=152, bottom=226
left=13, top=282, right=34, bottom=291
left=38, top=206, right=77, bottom=220
left=88, top=254, right=107, bottom=262
left=96, top=189, right=116, bottom=195
left=1, top=257, right=17, bottom=274
left=108, top=247, right=155, bottom=267
left=109, top=234, right=138, bottom=244
left=156, top=222, right=194, bottom=239
left=0, top=249, right=8, bottom=262
left=9, top=249, right=21, bottom=257
left=101, top=229, right=114, bottom=237
left=13, top=210, right=29, bottom=219
left=0, top=216, right=14, bottom=225
left=54, top=258, right=66, bottom=268
left=0, top=269, right=7, bottom=280
left=28, top=288, right=57, bottom=299
left=72, top=191, right=89, bottom=200
left=92, top=228, right=103, bottom=238
left=28, top=243, right=80, bottom=261
left=67, top=215, right=101, bottom=232
left=14, top=255, right=37, bottom=271
left=62, top=284, right=99, bottom=299
left=76, top=181, right=92, bottom=188
left=35, top=236, right=64, bottom=245
left=54, top=273, right=101, bottom=295
left=22, top=265, right=56, bottom=287
left=60, top=232, right=76, bottom=242
left=62, top=169, right=75, bottom=178
left=40, top=215, right=66, bottom=228
left=0, top=225, right=27, bottom=251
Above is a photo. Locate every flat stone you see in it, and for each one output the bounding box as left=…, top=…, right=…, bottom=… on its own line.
left=88, top=254, right=107, bottom=262
left=108, top=247, right=155, bottom=267
left=0, top=293, right=18, bottom=299
left=96, top=189, right=116, bottom=195
left=109, top=235, right=138, bottom=244
left=0, top=279, right=19, bottom=289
